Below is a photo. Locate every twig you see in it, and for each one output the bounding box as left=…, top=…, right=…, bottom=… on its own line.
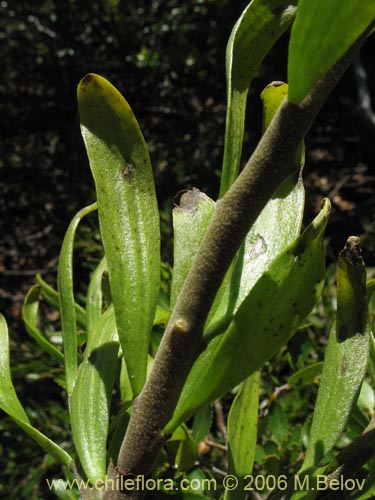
left=214, top=400, right=228, bottom=444
left=353, top=55, right=375, bottom=133
left=204, top=439, right=227, bottom=452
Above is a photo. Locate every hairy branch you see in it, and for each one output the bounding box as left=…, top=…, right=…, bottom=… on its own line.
left=109, top=23, right=374, bottom=499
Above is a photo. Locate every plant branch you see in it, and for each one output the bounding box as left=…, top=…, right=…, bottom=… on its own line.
left=353, top=54, right=375, bottom=133
left=112, top=22, right=374, bottom=499
left=324, top=415, right=375, bottom=488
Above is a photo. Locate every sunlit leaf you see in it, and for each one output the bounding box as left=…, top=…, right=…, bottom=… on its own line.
left=70, top=305, right=119, bottom=482
left=0, top=313, right=72, bottom=467
left=206, top=82, right=304, bottom=336
left=171, top=189, right=215, bottom=309
left=78, top=73, right=160, bottom=396
left=301, top=236, right=369, bottom=470
left=86, top=256, right=107, bottom=333
left=166, top=200, right=330, bottom=432
left=220, top=0, right=297, bottom=196
left=225, top=371, right=260, bottom=500
left=22, top=285, right=64, bottom=364
left=288, top=0, right=375, bottom=104
left=58, top=202, right=97, bottom=396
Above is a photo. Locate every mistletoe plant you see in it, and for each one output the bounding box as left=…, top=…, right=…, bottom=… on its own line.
left=1, top=0, right=375, bottom=499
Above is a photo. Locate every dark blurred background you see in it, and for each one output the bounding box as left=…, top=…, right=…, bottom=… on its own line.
left=0, top=1, right=374, bottom=497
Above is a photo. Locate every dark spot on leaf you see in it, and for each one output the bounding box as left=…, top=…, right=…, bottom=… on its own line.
left=122, top=163, right=135, bottom=183
left=248, top=234, right=267, bottom=259
left=82, top=73, right=94, bottom=85
left=293, top=238, right=307, bottom=257
left=340, top=356, right=347, bottom=376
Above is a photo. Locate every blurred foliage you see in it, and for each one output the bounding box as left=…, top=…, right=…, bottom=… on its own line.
left=1, top=0, right=249, bottom=221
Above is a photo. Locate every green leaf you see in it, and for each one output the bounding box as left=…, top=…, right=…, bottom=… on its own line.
left=367, top=279, right=375, bottom=298
left=0, top=313, right=72, bottom=467
left=301, top=236, right=370, bottom=470
left=206, top=82, right=304, bottom=337
left=288, top=362, right=323, bottom=387
left=357, top=380, right=375, bottom=416
left=220, top=0, right=297, bottom=196
left=171, top=189, right=215, bottom=309
left=78, top=73, right=160, bottom=396
left=86, top=256, right=107, bottom=333
left=168, top=425, right=198, bottom=472
left=368, top=332, right=375, bottom=390
left=58, top=202, right=97, bottom=396
left=70, top=305, right=119, bottom=482
left=0, top=313, right=30, bottom=423
left=22, top=285, right=64, bottom=364
left=36, top=274, right=87, bottom=329
left=166, top=200, right=330, bottom=433
left=119, top=356, right=133, bottom=405
left=225, top=371, right=260, bottom=500
left=192, top=404, right=212, bottom=444
left=153, top=304, right=170, bottom=327
left=269, top=402, right=288, bottom=444
left=108, top=403, right=132, bottom=465
left=233, top=82, right=305, bottom=312
left=183, top=469, right=213, bottom=498
left=288, top=0, right=375, bottom=104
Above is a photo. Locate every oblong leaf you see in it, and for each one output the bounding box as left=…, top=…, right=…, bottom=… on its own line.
left=302, top=236, right=369, bottom=470
left=22, top=285, right=64, bottom=364
left=0, top=313, right=30, bottom=423
left=220, top=0, right=297, bottom=196
left=288, top=362, right=323, bottom=387
left=86, top=256, right=107, bottom=333
left=9, top=414, right=73, bottom=468
left=233, top=82, right=305, bottom=311
left=225, top=371, right=260, bottom=500
left=78, top=73, right=160, bottom=396
left=70, top=305, right=119, bottom=482
left=288, top=0, right=375, bottom=104
left=58, top=202, right=97, bottom=396
left=171, top=189, right=215, bottom=309
left=0, top=313, right=72, bottom=467
left=206, top=82, right=305, bottom=334
left=166, top=200, right=330, bottom=433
